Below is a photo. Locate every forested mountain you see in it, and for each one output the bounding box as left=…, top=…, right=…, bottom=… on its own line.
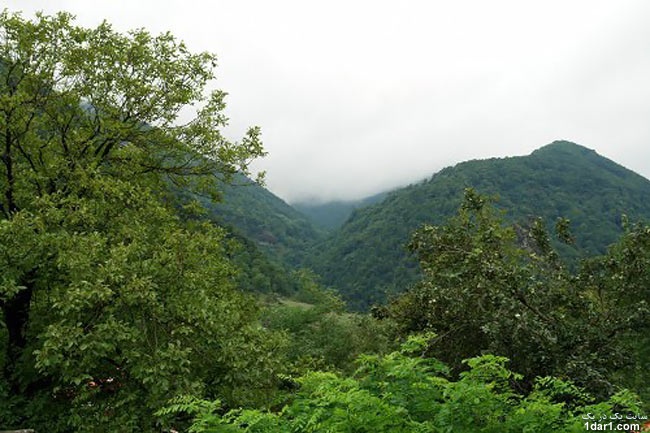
left=293, top=191, right=388, bottom=230
left=196, top=174, right=324, bottom=268
left=308, top=141, right=650, bottom=310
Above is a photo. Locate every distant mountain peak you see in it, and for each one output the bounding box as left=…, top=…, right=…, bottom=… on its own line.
left=531, top=140, right=596, bottom=156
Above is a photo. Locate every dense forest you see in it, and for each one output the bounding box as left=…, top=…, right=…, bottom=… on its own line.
left=308, top=141, right=650, bottom=309
left=1, top=11, right=649, bottom=433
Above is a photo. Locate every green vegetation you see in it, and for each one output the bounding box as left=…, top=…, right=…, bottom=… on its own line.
left=166, top=336, right=646, bottom=433
left=222, top=231, right=302, bottom=295
left=261, top=270, right=396, bottom=374
left=198, top=174, right=324, bottom=268
left=1, top=10, right=648, bottom=433
left=0, top=11, right=275, bottom=431
left=378, top=189, right=649, bottom=399
left=309, top=141, right=650, bottom=309
left=178, top=174, right=325, bottom=296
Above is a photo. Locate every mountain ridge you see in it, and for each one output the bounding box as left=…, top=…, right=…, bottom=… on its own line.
left=191, top=141, right=650, bottom=309
left=306, top=140, right=650, bottom=309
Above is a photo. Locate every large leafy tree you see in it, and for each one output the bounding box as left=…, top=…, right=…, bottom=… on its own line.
left=1, top=178, right=286, bottom=431
left=381, top=189, right=649, bottom=396
left=0, top=10, right=276, bottom=432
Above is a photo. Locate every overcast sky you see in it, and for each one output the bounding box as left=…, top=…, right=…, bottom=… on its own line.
left=6, top=1, right=650, bottom=203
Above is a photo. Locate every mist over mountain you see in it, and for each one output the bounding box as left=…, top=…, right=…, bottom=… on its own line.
left=292, top=191, right=389, bottom=230
left=305, top=141, right=650, bottom=309
left=186, top=141, right=650, bottom=311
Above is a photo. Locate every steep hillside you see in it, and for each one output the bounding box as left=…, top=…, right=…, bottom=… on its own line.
left=200, top=175, right=324, bottom=268
left=309, top=141, right=650, bottom=310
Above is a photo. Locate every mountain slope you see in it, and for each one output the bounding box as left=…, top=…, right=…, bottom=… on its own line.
left=308, top=141, right=650, bottom=310
left=293, top=191, right=389, bottom=230
left=201, top=175, right=324, bottom=268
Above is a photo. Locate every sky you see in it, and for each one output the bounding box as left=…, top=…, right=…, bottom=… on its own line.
left=5, top=1, right=650, bottom=203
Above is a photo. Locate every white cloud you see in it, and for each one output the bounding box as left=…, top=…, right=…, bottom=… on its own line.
left=7, top=0, right=650, bottom=202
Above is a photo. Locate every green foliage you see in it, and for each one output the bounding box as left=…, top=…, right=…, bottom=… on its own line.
left=578, top=221, right=650, bottom=406
left=262, top=270, right=396, bottom=373
left=174, top=174, right=326, bottom=298
left=2, top=10, right=649, bottom=432
left=0, top=177, right=287, bottom=431
left=382, top=189, right=650, bottom=398
left=0, top=10, right=263, bottom=207
left=173, top=337, right=644, bottom=433
left=308, top=141, right=650, bottom=309
left=0, top=11, right=279, bottom=432
left=222, top=231, right=302, bottom=296
left=288, top=269, right=346, bottom=310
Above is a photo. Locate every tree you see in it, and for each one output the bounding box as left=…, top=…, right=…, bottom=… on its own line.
left=380, top=189, right=646, bottom=396
left=1, top=177, right=287, bottom=431
left=0, top=10, right=275, bottom=431
left=577, top=219, right=650, bottom=403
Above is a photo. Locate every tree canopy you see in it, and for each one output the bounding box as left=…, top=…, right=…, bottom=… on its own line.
left=380, top=189, right=650, bottom=398
left=0, top=10, right=263, bottom=209
left=0, top=10, right=273, bottom=432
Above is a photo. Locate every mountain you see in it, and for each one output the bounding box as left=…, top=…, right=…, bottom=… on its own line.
left=307, top=141, right=650, bottom=310
left=200, top=174, right=324, bottom=268
left=174, top=174, right=323, bottom=295
left=293, top=191, right=389, bottom=230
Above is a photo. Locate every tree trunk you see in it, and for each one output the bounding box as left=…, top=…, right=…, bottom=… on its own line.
left=2, top=282, right=33, bottom=394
